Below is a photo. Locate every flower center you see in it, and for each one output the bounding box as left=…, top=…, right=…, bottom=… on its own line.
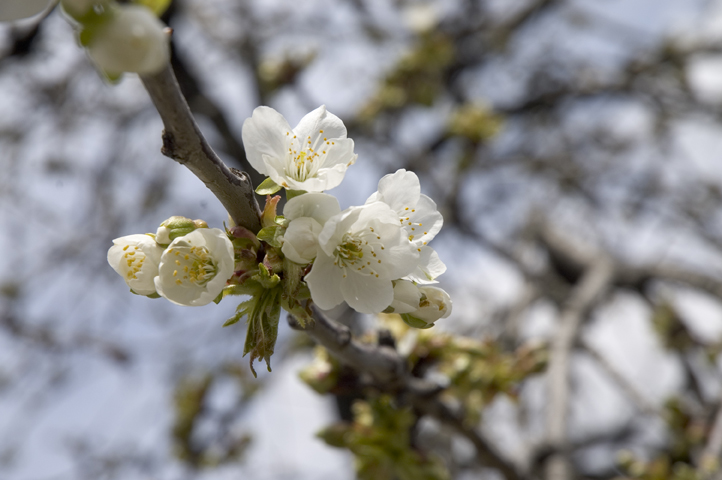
left=332, top=227, right=385, bottom=279
left=122, top=244, right=147, bottom=280
left=284, top=130, right=334, bottom=182
left=168, top=245, right=218, bottom=287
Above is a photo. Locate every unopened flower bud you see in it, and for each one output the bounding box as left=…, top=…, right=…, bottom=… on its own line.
left=86, top=5, right=169, bottom=76
left=396, top=283, right=452, bottom=328
left=156, top=216, right=205, bottom=245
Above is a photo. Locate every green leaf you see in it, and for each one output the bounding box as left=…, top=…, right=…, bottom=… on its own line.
left=253, top=264, right=281, bottom=289
left=255, top=177, right=282, bottom=195
left=257, top=225, right=284, bottom=248
left=243, top=288, right=282, bottom=377
left=132, top=0, right=173, bottom=16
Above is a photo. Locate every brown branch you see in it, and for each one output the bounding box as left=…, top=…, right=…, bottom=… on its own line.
left=139, top=62, right=261, bottom=233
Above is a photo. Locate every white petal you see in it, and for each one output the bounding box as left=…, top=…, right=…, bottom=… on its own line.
left=405, top=246, right=446, bottom=284
left=306, top=251, right=345, bottom=310
left=370, top=169, right=420, bottom=212
left=107, top=234, right=163, bottom=295
left=340, top=271, right=394, bottom=314
left=406, top=194, right=443, bottom=246
left=155, top=228, right=234, bottom=306
left=293, top=105, right=347, bottom=143
left=390, top=280, right=422, bottom=314
left=283, top=193, right=341, bottom=223
left=414, top=286, right=452, bottom=322
left=281, top=217, right=323, bottom=264
left=242, top=106, right=293, bottom=177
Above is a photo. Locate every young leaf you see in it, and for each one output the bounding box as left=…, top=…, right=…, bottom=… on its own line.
left=255, top=177, right=282, bottom=195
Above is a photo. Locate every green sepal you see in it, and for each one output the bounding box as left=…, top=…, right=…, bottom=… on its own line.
left=132, top=0, right=173, bottom=16
left=255, top=177, right=282, bottom=195
left=257, top=225, right=284, bottom=249
left=285, top=189, right=306, bottom=200
left=129, top=289, right=161, bottom=299
left=400, top=313, right=435, bottom=329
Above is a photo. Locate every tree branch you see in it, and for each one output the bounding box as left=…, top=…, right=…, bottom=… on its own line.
left=139, top=63, right=261, bottom=232
left=288, top=308, right=525, bottom=480
left=140, top=59, right=524, bottom=480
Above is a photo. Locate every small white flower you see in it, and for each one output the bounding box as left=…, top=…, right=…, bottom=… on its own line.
left=242, top=106, right=357, bottom=192
left=281, top=193, right=341, bottom=264
left=154, top=228, right=234, bottom=306
left=87, top=5, right=169, bottom=76
left=0, top=0, right=52, bottom=21
left=412, top=285, right=452, bottom=323
left=366, top=169, right=446, bottom=283
left=305, top=202, right=419, bottom=314
left=107, top=234, right=164, bottom=296
left=391, top=280, right=452, bottom=326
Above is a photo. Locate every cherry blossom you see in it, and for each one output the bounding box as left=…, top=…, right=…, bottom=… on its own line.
left=242, top=106, right=357, bottom=192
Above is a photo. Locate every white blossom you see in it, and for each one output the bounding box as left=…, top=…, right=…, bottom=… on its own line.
left=154, top=228, right=234, bottom=307
left=412, top=285, right=452, bottom=323
left=391, top=280, right=452, bottom=326
left=281, top=193, right=341, bottom=264
left=366, top=169, right=446, bottom=283
left=242, top=106, right=357, bottom=192
left=87, top=5, right=169, bottom=76
left=0, top=0, right=52, bottom=21
left=107, top=234, right=164, bottom=296
left=305, top=202, right=419, bottom=314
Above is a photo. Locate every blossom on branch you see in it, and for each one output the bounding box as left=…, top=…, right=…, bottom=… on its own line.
left=86, top=5, right=169, bottom=76
left=281, top=193, right=341, bottom=264
left=305, top=202, right=419, bottom=314
left=154, top=228, right=234, bottom=307
left=242, top=106, right=357, bottom=193
left=367, top=169, right=446, bottom=283
left=390, top=280, right=452, bottom=328
left=107, top=234, right=164, bottom=296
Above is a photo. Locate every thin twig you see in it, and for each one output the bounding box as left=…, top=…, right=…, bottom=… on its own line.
left=139, top=62, right=261, bottom=232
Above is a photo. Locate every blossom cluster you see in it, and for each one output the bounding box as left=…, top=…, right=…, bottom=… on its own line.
left=108, top=217, right=235, bottom=306
left=107, top=106, right=451, bottom=329
left=245, top=105, right=452, bottom=326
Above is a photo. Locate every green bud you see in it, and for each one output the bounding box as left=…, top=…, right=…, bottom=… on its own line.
left=156, top=216, right=204, bottom=245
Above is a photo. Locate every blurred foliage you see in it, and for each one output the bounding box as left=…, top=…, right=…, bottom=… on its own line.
left=317, top=395, right=450, bottom=480
left=615, top=451, right=703, bottom=480
left=652, top=302, right=696, bottom=353
left=358, top=32, right=455, bottom=122
left=171, top=364, right=260, bottom=468
left=301, top=315, right=547, bottom=477
left=447, top=102, right=504, bottom=145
